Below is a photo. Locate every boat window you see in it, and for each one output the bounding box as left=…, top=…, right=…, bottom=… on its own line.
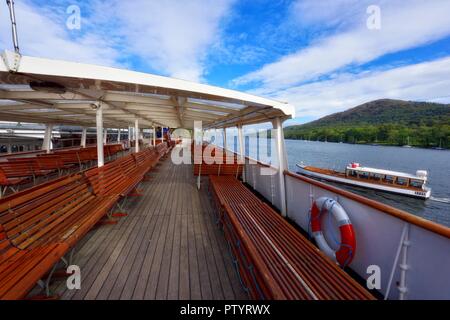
left=372, top=173, right=383, bottom=181
left=348, top=170, right=357, bottom=177
left=410, top=179, right=423, bottom=189
left=385, top=175, right=395, bottom=183
left=360, top=172, right=370, bottom=179
left=396, top=177, right=408, bottom=186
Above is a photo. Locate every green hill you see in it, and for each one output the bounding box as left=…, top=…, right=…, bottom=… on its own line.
left=284, top=99, right=450, bottom=148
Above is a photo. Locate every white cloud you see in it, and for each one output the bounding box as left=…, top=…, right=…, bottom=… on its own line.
left=111, top=0, right=235, bottom=82
left=233, top=0, right=450, bottom=93
left=290, top=0, right=367, bottom=29
left=0, top=1, right=121, bottom=67
left=0, top=0, right=234, bottom=82
left=271, top=57, right=450, bottom=119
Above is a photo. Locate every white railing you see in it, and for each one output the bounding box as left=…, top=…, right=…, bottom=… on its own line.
left=243, top=159, right=450, bottom=300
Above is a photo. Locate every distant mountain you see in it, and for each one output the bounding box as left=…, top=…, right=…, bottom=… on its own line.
left=284, top=99, right=450, bottom=148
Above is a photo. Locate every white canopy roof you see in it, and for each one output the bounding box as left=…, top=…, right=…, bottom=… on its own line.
left=0, top=51, right=295, bottom=130
left=347, top=165, right=425, bottom=181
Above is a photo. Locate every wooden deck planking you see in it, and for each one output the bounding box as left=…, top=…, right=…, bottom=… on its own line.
left=54, top=158, right=246, bottom=300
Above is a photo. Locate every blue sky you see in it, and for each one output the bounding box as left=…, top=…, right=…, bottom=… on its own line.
left=0, top=0, right=449, bottom=126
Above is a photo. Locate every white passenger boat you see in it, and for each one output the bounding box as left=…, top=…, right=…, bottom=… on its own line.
left=296, top=162, right=431, bottom=199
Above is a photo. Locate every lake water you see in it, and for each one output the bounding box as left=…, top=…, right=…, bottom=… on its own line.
left=284, top=140, right=450, bottom=227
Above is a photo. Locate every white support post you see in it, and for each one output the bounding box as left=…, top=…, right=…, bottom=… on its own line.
left=128, top=126, right=132, bottom=143
left=153, top=126, right=156, bottom=147
left=103, top=128, right=107, bottom=144
left=117, top=128, right=121, bottom=143
left=42, top=124, right=53, bottom=153
left=223, top=128, right=227, bottom=150
left=96, top=103, right=104, bottom=167
left=272, top=117, right=288, bottom=217
left=398, top=224, right=410, bottom=300
left=80, top=127, right=87, bottom=148
left=161, top=127, right=164, bottom=142
left=237, top=124, right=246, bottom=183
left=135, top=118, right=139, bottom=153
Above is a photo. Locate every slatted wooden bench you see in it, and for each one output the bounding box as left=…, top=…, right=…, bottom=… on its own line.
left=156, top=142, right=169, bottom=157
left=84, top=153, right=148, bottom=211
left=132, top=149, right=159, bottom=175
left=7, top=158, right=56, bottom=180
left=105, top=144, right=124, bottom=159
left=0, top=167, right=30, bottom=198
left=0, top=226, right=68, bottom=300
left=193, top=152, right=243, bottom=177
left=0, top=161, right=35, bottom=180
left=209, top=175, right=374, bottom=300
left=52, top=151, right=84, bottom=170
left=85, top=158, right=139, bottom=199
left=0, top=174, right=118, bottom=299
left=35, top=155, right=67, bottom=175
left=194, top=163, right=243, bottom=177
left=0, top=161, right=37, bottom=196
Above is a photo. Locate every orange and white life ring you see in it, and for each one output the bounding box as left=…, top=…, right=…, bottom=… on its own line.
left=310, top=197, right=356, bottom=267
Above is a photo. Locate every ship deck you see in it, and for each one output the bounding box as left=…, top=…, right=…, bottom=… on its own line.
left=52, top=159, right=247, bottom=300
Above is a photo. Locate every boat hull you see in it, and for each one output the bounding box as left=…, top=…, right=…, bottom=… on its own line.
left=296, top=165, right=431, bottom=199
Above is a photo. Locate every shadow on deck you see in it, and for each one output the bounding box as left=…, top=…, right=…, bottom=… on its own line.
left=53, top=160, right=247, bottom=300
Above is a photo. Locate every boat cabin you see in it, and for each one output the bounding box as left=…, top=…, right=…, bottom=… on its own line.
left=345, top=163, right=427, bottom=190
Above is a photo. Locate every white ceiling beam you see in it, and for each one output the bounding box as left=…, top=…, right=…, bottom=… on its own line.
left=0, top=91, right=89, bottom=100
left=185, top=102, right=240, bottom=114
left=103, top=92, right=173, bottom=106
left=124, top=104, right=176, bottom=112
left=69, top=89, right=164, bottom=127
left=183, top=110, right=222, bottom=120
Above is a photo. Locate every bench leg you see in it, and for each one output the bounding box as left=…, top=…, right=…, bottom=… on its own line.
left=116, top=197, right=128, bottom=212
left=197, top=174, right=201, bottom=190
left=35, top=263, right=60, bottom=298
left=59, top=248, right=76, bottom=267
left=128, top=187, right=143, bottom=197
left=97, top=208, right=126, bottom=226
left=96, top=211, right=120, bottom=226
left=2, top=185, right=18, bottom=197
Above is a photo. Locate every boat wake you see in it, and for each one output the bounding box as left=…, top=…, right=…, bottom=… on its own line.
left=429, top=196, right=450, bottom=204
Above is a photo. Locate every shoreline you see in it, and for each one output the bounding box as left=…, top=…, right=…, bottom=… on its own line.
left=284, top=138, right=449, bottom=151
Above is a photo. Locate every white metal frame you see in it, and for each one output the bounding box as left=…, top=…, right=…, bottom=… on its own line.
left=95, top=102, right=104, bottom=167
left=0, top=51, right=294, bottom=131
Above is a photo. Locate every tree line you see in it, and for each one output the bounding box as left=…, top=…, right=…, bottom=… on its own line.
left=284, top=123, right=450, bottom=149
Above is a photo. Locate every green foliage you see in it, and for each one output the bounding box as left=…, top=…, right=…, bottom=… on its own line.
left=284, top=99, right=450, bottom=148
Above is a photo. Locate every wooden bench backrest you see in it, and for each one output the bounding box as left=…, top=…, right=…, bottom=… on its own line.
left=84, top=161, right=126, bottom=196
left=35, top=155, right=64, bottom=170
left=0, top=174, right=92, bottom=249
left=0, top=162, right=34, bottom=178
left=0, top=168, right=10, bottom=185
left=7, top=157, right=45, bottom=174
left=118, top=155, right=138, bottom=177
left=156, top=143, right=168, bottom=155
left=77, top=149, right=93, bottom=162
left=85, top=148, right=97, bottom=160
left=132, top=152, right=147, bottom=168
left=52, top=151, right=80, bottom=165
